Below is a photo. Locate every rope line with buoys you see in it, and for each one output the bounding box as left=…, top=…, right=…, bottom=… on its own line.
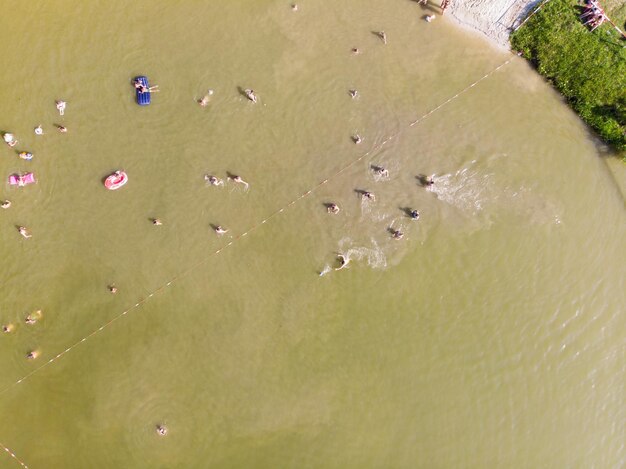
left=0, top=56, right=513, bottom=400
left=0, top=442, right=28, bottom=469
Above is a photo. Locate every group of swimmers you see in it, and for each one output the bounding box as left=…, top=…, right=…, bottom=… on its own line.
left=2, top=310, right=43, bottom=359
left=2, top=100, right=69, bottom=219
left=326, top=167, right=436, bottom=270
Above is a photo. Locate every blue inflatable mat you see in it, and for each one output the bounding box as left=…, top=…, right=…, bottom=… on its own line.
left=134, top=76, right=151, bottom=106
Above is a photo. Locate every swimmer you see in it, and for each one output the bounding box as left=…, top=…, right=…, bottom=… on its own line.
left=198, top=89, right=214, bottom=107
left=352, top=134, right=362, bottom=144
left=34, top=125, right=44, bottom=135
left=425, top=14, right=436, bottom=22
left=361, top=191, right=375, bottom=201
left=152, top=218, right=163, bottom=226
left=26, top=350, right=40, bottom=360
left=327, top=203, right=340, bottom=214
left=1, top=200, right=11, bottom=209
left=2, top=324, right=14, bottom=333
left=19, top=152, right=33, bottom=160
left=25, top=310, right=42, bottom=324
left=244, top=89, right=258, bottom=103
left=56, top=100, right=66, bottom=115
left=409, top=209, right=420, bottom=220
left=214, top=225, right=228, bottom=235
left=291, top=3, right=298, bottom=11
left=3, top=133, right=17, bottom=147
left=56, top=125, right=68, bottom=133
left=335, top=254, right=350, bottom=271
left=156, top=425, right=168, bottom=436
left=228, top=174, right=249, bottom=190
left=417, top=174, right=435, bottom=186
left=351, top=47, right=360, bottom=55
left=349, top=89, right=358, bottom=99
left=204, top=174, right=224, bottom=186
left=108, top=285, right=118, bottom=294
left=391, top=229, right=404, bottom=240
left=377, top=31, right=387, bottom=44
left=372, top=166, right=389, bottom=177
left=18, top=226, right=32, bottom=239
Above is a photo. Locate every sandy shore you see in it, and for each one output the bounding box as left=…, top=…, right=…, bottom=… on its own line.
left=443, top=0, right=543, bottom=48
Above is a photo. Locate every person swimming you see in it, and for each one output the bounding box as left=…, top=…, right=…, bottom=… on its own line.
left=204, top=174, right=224, bottom=186
left=244, top=89, right=258, bottom=103
left=152, top=218, right=163, bottom=226
left=108, top=285, right=118, bottom=294
left=18, top=226, right=32, bottom=239
left=198, top=89, right=214, bottom=106
left=56, top=125, right=68, bottom=133
left=1, top=200, right=11, bottom=209
left=214, top=225, right=228, bottom=235
left=352, top=134, right=362, bottom=144
left=2, top=324, right=14, bottom=333
left=377, top=31, right=387, bottom=44
left=34, top=125, right=43, bottom=135
left=372, top=166, right=389, bottom=177
left=327, top=203, right=340, bottom=214
left=391, top=229, right=404, bottom=240
left=291, top=3, right=298, bottom=11
left=361, top=191, right=375, bottom=201
left=19, top=152, right=33, bottom=160
left=156, top=425, right=168, bottom=436
left=26, top=350, right=40, bottom=360
left=409, top=209, right=420, bottom=220
left=56, top=100, right=66, bottom=115
left=349, top=89, right=358, bottom=99
left=351, top=47, right=360, bottom=55
left=335, top=254, right=350, bottom=271
left=425, top=14, right=435, bottom=22
left=228, top=174, right=249, bottom=190
left=25, top=310, right=42, bottom=324
left=3, top=133, right=17, bottom=147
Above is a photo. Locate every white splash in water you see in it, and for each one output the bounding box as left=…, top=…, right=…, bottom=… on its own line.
left=428, top=162, right=494, bottom=215
left=338, top=237, right=387, bottom=270
left=318, top=265, right=331, bottom=277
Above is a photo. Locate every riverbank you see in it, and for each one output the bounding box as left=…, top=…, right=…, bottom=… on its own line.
left=511, top=0, right=626, bottom=152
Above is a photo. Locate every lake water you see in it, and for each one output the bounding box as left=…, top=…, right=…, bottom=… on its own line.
left=0, top=1, right=624, bottom=468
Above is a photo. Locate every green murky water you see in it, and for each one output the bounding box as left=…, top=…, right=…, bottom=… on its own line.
left=0, top=1, right=624, bottom=468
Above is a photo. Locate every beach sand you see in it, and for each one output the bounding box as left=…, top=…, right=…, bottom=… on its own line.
left=443, top=0, right=543, bottom=48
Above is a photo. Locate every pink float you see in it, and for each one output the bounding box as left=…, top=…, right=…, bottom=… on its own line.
left=8, top=173, right=36, bottom=187
left=104, top=171, right=128, bottom=190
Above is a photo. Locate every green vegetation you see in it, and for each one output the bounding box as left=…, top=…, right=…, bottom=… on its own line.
left=511, top=0, right=626, bottom=153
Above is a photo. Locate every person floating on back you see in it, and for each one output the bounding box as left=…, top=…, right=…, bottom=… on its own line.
left=18, top=226, right=32, bottom=239
left=198, top=89, right=214, bottom=107
left=244, top=89, right=258, bottom=103
left=56, top=100, right=66, bottom=115
left=205, top=174, right=224, bottom=186
left=228, top=174, right=249, bottom=190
